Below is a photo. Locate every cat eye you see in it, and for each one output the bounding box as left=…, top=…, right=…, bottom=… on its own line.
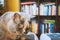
left=18, top=20, right=24, bottom=26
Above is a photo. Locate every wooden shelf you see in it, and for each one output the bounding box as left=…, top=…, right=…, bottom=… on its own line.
left=33, top=15, right=56, bottom=17
left=20, top=2, right=36, bottom=5
left=40, top=15, right=56, bottom=16
left=21, top=0, right=36, bottom=2
left=31, top=15, right=56, bottom=20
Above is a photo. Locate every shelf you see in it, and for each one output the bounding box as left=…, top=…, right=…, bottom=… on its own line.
left=21, top=0, right=36, bottom=2
left=31, top=15, right=56, bottom=20
left=40, top=2, right=55, bottom=4
left=20, top=2, right=36, bottom=5
left=40, top=16, right=56, bottom=20
left=31, top=15, right=56, bottom=19
left=33, top=15, right=57, bottom=17
left=41, top=15, right=56, bottom=17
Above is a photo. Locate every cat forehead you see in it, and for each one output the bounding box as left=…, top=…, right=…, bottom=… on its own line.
left=1, top=12, right=30, bottom=21
left=1, top=12, right=22, bottom=18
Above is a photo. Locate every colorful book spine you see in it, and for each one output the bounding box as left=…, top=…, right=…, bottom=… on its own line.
left=39, top=23, right=48, bottom=33
left=31, top=20, right=36, bottom=33
left=32, top=24, right=34, bottom=32
left=29, top=5, right=33, bottom=15
left=21, top=3, right=56, bottom=16
left=49, top=23, right=54, bottom=33
left=25, top=5, right=30, bottom=14
left=39, top=20, right=55, bottom=33
left=36, top=7, right=38, bottom=15
left=48, top=5, right=52, bottom=16
left=21, top=5, right=25, bottom=12
left=40, top=4, right=49, bottom=16
left=40, top=3, right=56, bottom=16
left=34, top=23, right=38, bottom=34
left=32, top=4, right=37, bottom=15
left=39, top=23, right=42, bottom=33
left=31, top=20, right=38, bottom=34
left=58, top=4, right=60, bottom=16
left=45, top=23, right=47, bottom=33
left=51, top=5, right=56, bottom=16
left=21, top=3, right=37, bottom=16
left=40, top=4, right=44, bottom=15
left=42, top=24, right=44, bottom=33
left=43, top=5, right=49, bottom=16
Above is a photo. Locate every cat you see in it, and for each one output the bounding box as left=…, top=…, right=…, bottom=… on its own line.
left=0, top=12, right=27, bottom=40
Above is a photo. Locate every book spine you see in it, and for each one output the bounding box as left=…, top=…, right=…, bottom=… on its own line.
left=42, top=24, right=44, bottom=33
left=39, top=23, right=42, bottom=33
left=51, top=5, right=56, bottom=16
left=31, top=20, right=36, bottom=33
left=34, top=23, right=38, bottom=34
left=32, top=24, right=34, bottom=32
left=43, top=5, right=49, bottom=16
left=58, top=5, right=60, bottom=16
left=21, top=5, right=25, bottom=12
left=25, top=5, right=30, bottom=14
left=49, top=5, right=52, bottom=16
left=49, top=23, right=55, bottom=33
left=40, top=4, right=44, bottom=15
left=31, top=20, right=38, bottom=34
left=49, top=23, right=51, bottom=33
left=32, top=4, right=37, bottom=15
left=30, top=5, right=33, bottom=15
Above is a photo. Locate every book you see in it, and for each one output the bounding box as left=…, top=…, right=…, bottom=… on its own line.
left=47, top=3, right=55, bottom=15
left=31, top=20, right=38, bottom=34
left=39, top=19, right=55, bottom=33
left=58, top=4, right=60, bottom=15
left=42, top=24, right=44, bottom=33
left=39, top=23, right=42, bottom=33
left=39, top=23, right=48, bottom=33
left=49, top=23, right=54, bottom=33
left=40, top=3, right=56, bottom=16
left=21, top=3, right=56, bottom=16
left=51, top=5, right=56, bottom=16
left=40, top=4, right=44, bottom=15
left=40, top=4, right=49, bottom=16
left=21, top=2, right=37, bottom=16
left=29, top=5, right=33, bottom=15
left=32, top=24, right=34, bottom=32
left=44, top=23, right=47, bottom=33
left=44, top=20, right=55, bottom=24
left=21, top=5, right=25, bottom=12
left=48, top=5, right=52, bottom=16
left=43, top=5, right=49, bottom=16
left=32, top=4, right=37, bottom=15
left=25, top=5, right=30, bottom=14
left=34, top=23, right=38, bottom=34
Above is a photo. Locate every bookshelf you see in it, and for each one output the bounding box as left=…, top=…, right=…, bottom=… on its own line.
left=20, top=0, right=60, bottom=37
left=57, top=0, right=60, bottom=33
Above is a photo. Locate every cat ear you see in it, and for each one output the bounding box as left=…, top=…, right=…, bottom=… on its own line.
left=13, top=13, right=21, bottom=21
left=14, top=13, right=21, bottom=18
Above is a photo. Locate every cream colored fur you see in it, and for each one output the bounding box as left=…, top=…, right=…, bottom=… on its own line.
left=0, top=12, right=29, bottom=40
